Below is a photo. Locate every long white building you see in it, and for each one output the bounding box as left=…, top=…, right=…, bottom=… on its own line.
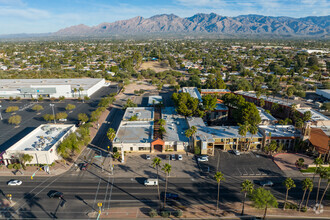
left=0, top=78, right=106, bottom=98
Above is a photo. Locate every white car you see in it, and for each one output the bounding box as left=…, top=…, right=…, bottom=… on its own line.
left=197, top=156, right=208, bottom=162
left=233, top=150, right=240, bottom=156
left=178, top=155, right=183, bottom=160
left=7, top=180, right=22, bottom=186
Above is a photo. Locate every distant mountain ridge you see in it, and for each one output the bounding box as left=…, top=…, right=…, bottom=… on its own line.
left=53, top=13, right=330, bottom=37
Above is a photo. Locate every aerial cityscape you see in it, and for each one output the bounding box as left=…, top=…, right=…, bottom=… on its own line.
left=0, top=0, right=329, bottom=219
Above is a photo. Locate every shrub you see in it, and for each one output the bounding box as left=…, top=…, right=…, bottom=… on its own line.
left=113, top=147, right=118, bottom=153
left=161, top=211, right=170, bottom=218
left=55, top=112, right=68, bottom=120
left=65, top=104, right=76, bottom=111
left=149, top=209, right=157, bottom=218
left=173, top=210, right=182, bottom=217
left=7, top=164, right=14, bottom=169
left=8, top=115, right=22, bottom=125
left=43, top=114, right=55, bottom=122
left=284, top=203, right=298, bottom=210
left=301, top=207, right=307, bottom=212
left=32, top=104, right=44, bottom=112
left=6, top=106, right=19, bottom=113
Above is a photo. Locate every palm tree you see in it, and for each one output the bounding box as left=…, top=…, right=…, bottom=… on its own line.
left=152, top=157, right=162, bottom=209
left=214, top=171, right=225, bottom=212
left=296, top=158, right=305, bottom=168
left=313, top=157, right=324, bottom=180
left=79, top=87, right=84, bottom=98
left=107, top=128, right=116, bottom=144
left=251, top=187, right=278, bottom=220
left=304, top=178, right=314, bottom=209
left=299, top=178, right=313, bottom=211
left=315, top=166, right=328, bottom=204
left=238, top=122, right=249, bottom=151
left=158, top=119, right=166, bottom=126
left=319, top=176, right=330, bottom=211
left=162, top=163, right=171, bottom=209
left=283, top=178, right=296, bottom=210
left=73, top=88, right=77, bottom=97
left=248, top=125, right=258, bottom=151
left=241, top=180, right=254, bottom=215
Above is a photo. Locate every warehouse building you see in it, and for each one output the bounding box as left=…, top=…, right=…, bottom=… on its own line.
left=0, top=78, right=106, bottom=98
left=0, top=124, right=76, bottom=165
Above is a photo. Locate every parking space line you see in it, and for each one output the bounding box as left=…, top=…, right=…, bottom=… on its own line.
left=237, top=168, right=242, bottom=176
left=249, top=167, right=255, bottom=175
left=242, top=168, right=248, bottom=176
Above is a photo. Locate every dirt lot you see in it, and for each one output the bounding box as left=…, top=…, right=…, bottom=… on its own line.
left=139, top=61, right=172, bottom=73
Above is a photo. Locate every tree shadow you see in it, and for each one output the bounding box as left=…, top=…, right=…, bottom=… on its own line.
left=75, top=195, right=95, bottom=211
left=23, top=193, right=53, bottom=219
left=18, top=207, right=37, bottom=219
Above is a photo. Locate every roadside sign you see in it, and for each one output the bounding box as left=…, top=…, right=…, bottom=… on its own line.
left=97, top=203, right=102, bottom=207
left=94, top=155, right=102, bottom=158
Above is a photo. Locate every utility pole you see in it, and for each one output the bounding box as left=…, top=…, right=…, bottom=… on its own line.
left=0, top=105, right=2, bottom=120
left=49, top=104, right=56, bottom=124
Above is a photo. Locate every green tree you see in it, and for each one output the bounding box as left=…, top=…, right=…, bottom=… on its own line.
left=241, top=180, right=254, bottom=215
left=5, top=106, right=19, bottom=113
left=283, top=178, right=296, bottom=210
left=303, top=111, right=312, bottom=122
left=248, top=125, right=258, bottom=151
left=78, top=113, right=89, bottom=123
left=32, top=104, right=44, bottom=112
left=214, top=172, right=225, bottom=212
left=107, top=128, right=116, bottom=143
left=65, top=104, right=76, bottom=111
left=8, top=115, right=22, bottom=125
left=296, top=158, right=305, bottom=168
left=238, top=122, right=249, bottom=151
left=251, top=187, right=278, bottom=220
left=162, top=163, right=172, bottom=209
left=152, top=157, right=162, bottom=209
left=19, top=154, right=33, bottom=167
left=313, top=157, right=324, bottom=180
left=319, top=176, right=330, bottom=211
left=55, top=112, right=68, bottom=120
left=299, top=178, right=313, bottom=211
left=158, top=119, right=166, bottom=126
left=202, top=94, right=217, bottom=111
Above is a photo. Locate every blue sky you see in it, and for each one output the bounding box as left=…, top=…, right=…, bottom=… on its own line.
left=0, top=0, right=329, bottom=35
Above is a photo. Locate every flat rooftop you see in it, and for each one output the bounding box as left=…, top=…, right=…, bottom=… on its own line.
left=0, top=78, right=104, bottom=91
left=257, top=107, right=277, bottom=122
left=201, top=89, right=231, bottom=93
left=235, top=91, right=295, bottom=107
left=114, top=121, right=154, bottom=144
left=123, top=107, right=154, bottom=121
left=259, top=125, right=301, bottom=137
left=187, top=117, right=263, bottom=142
left=181, top=87, right=202, bottom=101
left=162, top=107, right=189, bottom=143
left=148, top=96, right=162, bottom=106
left=8, top=124, right=75, bottom=151
left=297, top=108, right=329, bottom=121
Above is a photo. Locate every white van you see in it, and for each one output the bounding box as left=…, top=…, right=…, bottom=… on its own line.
left=144, top=178, right=158, bottom=186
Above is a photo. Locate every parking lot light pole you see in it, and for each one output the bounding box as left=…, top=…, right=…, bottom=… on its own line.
left=49, top=104, right=56, bottom=124
left=0, top=105, right=2, bottom=120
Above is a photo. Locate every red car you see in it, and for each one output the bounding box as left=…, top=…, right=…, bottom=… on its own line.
left=81, top=163, right=88, bottom=170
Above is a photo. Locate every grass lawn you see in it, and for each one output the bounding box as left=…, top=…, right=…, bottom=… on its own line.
left=300, top=166, right=330, bottom=173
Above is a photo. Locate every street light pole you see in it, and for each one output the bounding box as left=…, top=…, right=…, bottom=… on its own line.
left=0, top=105, right=2, bottom=120
left=49, top=104, right=56, bottom=124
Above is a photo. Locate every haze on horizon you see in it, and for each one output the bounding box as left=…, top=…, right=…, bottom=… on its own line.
left=1, top=0, right=329, bottom=35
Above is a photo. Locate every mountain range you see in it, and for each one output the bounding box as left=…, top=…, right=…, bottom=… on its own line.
left=53, top=13, right=329, bottom=38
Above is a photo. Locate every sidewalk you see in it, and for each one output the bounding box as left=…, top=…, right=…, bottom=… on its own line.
left=89, top=201, right=330, bottom=219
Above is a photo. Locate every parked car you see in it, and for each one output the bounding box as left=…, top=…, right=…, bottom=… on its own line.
left=178, top=155, right=183, bottom=160
left=59, top=118, right=67, bottom=122
left=81, top=162, right=88, bottom=170
left=47, top=190, right=64, bottom=199
left=162, top=192, right=179, bottom=200
left=144, top=178, right=158, bottom=186
left=146, top=155, right=151, bottom=160
left=7, top=180, right=22, bottom=186
left=171, top=154, right=176, bottom=160
left=197, top=155, right=208, bottom=162
left=259, top=180, right=274, bottom=187
left=233, top=150, right=240, bottom=156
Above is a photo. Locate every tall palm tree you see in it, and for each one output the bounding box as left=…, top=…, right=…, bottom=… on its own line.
left=241, top=179, right=254, bottom=215
left=283, top=178, right=296, bottom=210
left=248, top=125, right=258, bottom=151
left=251, top=187, right=278, bottom=220
left=299, top=178, right=313, bottom=211
left=238, top=122, right=249, bottom=151
left=79, top=87, right=84, bottom=98
left=304, top=178, right=314, bottom=209
left=214, top=171, right=225, bottom=212
left=162, top=163, right=171, bottom=209
left=313, top=157, right=324, bottom=180
left=152, top=157, right=162, bottom=209
left=319, top=176, right=330, bottom=211
left=315, top=166, right=328, bottom=204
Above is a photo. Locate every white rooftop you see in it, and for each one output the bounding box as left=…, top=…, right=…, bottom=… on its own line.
left=9, top=124, right=75, bottom=151
left=0, top=78, right=104, bottom=92
left=235, top=91, right=295, bottom=107
left=114, top=121, right=154, bottom=144
left=162, top=107, right=189, bottom=143
left=296, top=108, right=329, bottom=121
left=181, top=87, right=202, bottom=102
left=257, top=107, right=277, bottom=122
left=148, top=96, right=162, bottom=106
left=201, top=89, right=231, bottom=93
left=259, top=125, right=301, bottom=137
left=123, top=107, right=154, bottom=121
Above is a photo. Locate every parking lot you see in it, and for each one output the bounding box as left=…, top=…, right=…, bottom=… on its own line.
left=114, top=153, right=200, bottom=179
left=206, top=149, right=284, bottom=177
left=0, top=85, right=118, bottom=151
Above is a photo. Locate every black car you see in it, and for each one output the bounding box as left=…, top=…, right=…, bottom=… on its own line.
left=163, top=192, right=179, bottom=200
left=47, top=190, right=64, bottom=199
